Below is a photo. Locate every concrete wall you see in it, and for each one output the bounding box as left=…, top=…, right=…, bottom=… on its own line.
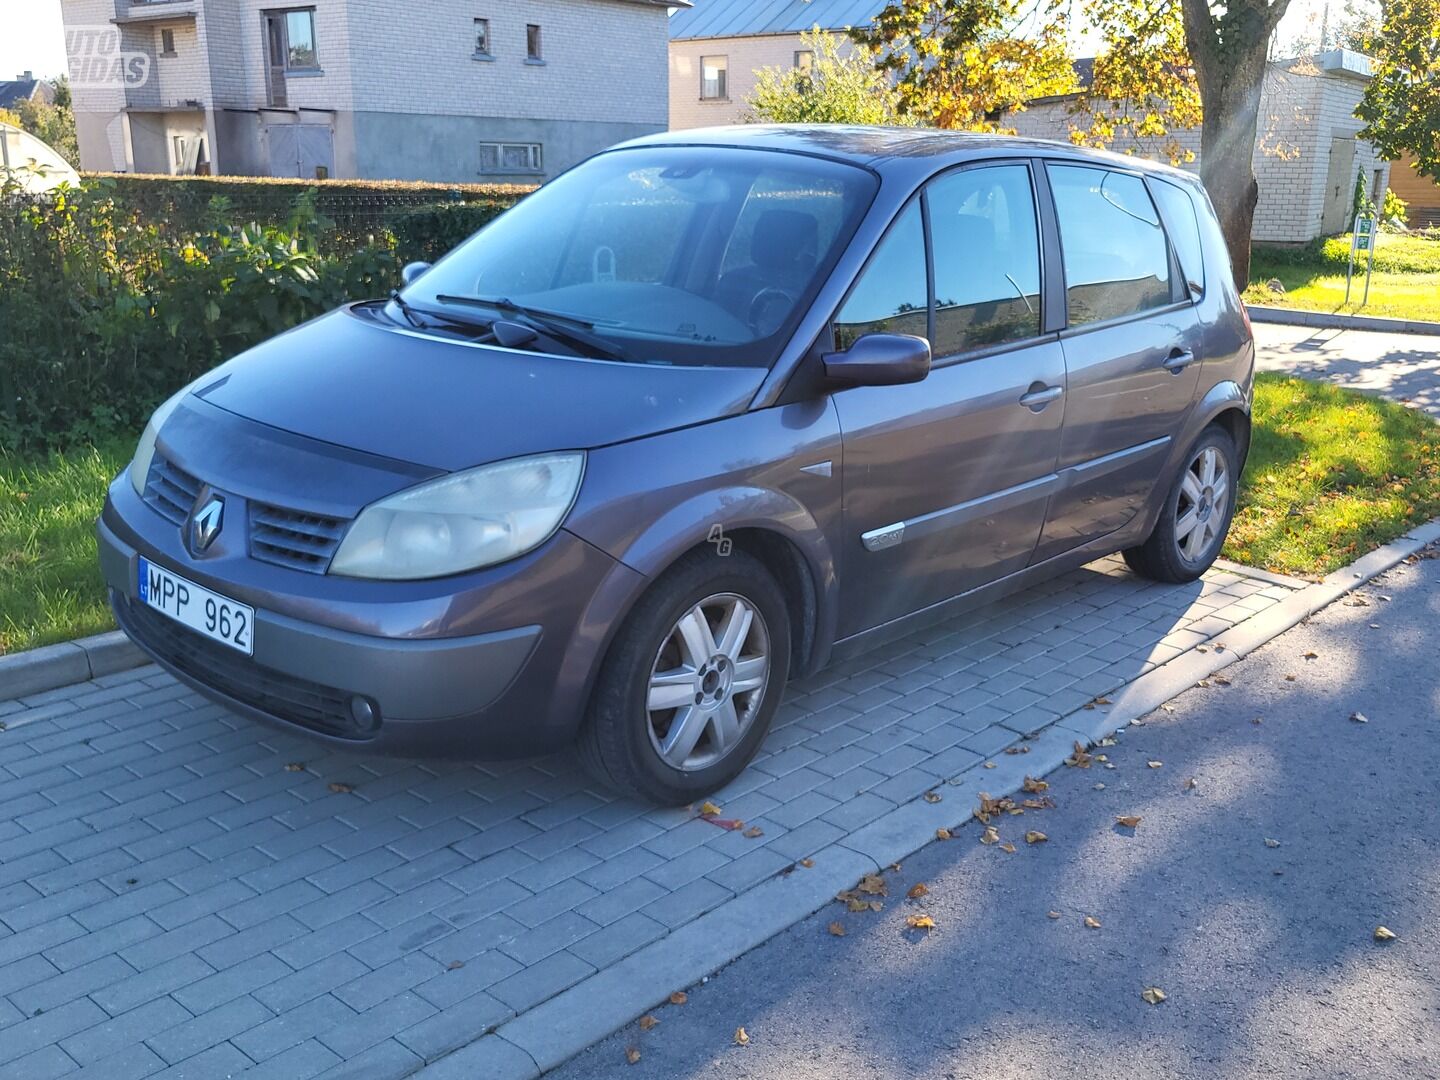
left=669, top=32, right=813, bottom=129
left=1002, top=51, right=1390, bottom=243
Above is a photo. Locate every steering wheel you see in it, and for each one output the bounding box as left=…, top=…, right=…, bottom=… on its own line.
left=747, top=286, right=796, bottom=337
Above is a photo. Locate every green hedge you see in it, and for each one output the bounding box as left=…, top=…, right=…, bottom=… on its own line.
left=388, top=201, right=515, bottom=263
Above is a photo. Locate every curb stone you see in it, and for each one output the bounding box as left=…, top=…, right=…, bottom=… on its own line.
left=1246, top=305, right=1440, bottom=336
left=417, top=513, right=1440, bottom=1079
left=0, top=631, right=146, bottom=701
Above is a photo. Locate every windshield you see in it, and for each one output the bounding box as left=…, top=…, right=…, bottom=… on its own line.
left=402, top=146, right=878, bottom=367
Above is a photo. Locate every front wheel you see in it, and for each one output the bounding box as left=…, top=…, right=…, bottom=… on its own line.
left=1123, top=426, right=1239, bottom=584
left=579, top=547, right=791, bottom=805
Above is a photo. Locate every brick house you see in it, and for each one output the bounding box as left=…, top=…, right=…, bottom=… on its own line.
left=1002, top=49, right=1391, bottom=243
left=0, top=71, right=58, bottom=111
left=61, top=0, right=676, bottom=182
left=668, top=0, right=886, bottom=130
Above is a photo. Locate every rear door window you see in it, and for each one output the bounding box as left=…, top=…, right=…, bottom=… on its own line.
left=833, top=200, right=927, bottom=350
left=1047, top=164, right=1172, bottom=327
left=1150, top=177, right=1205, bottom=296
left=927, top=164, right=1042, bottom=357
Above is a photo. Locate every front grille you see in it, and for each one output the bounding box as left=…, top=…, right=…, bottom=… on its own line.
left=142, top=456, right=202, bottom=525
left=116, top=595, right=374, bottom=739
left=249, top=503, right=348, bottom=574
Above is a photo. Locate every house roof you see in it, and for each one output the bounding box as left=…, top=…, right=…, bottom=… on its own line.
left=0, top=78, right=45, bottom=110
left=669, top=0, right=889, bottom=42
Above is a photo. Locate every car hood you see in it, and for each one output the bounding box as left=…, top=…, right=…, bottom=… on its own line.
left=192, top=306, right=769, bottom=472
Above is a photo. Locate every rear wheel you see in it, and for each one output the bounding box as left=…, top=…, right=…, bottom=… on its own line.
left=579, top=547, right=790, bottom=805
left=1123, top=426, right=1238, bottom=584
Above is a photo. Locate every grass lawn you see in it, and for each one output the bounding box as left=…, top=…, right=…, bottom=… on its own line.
left=1225, top=373, right=1440, bottom=577
left=2, top=372, right=1438, bottom=655
left=0, top=441, right=130, bottom=656
left=1243, top=231, right=1440, bottom=323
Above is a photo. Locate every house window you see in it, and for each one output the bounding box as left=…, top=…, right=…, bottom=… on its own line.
left=480, top=141, right=543, bottom=174
left=159, top=28, right=177, bottom=56
left=281, top=9, right=318, bottom=70
left=794, top=50, right=813, bottom=72
left=526, top=24, right=542, bottom=61
left=473, top=17, right=491, bottom=56
left=700, top=55, right=727, bottom=99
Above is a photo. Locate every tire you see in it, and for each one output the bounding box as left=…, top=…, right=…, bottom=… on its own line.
left=578, top=546, right=792, bottom=805
left=1123, top=425, right=1239, bottom=584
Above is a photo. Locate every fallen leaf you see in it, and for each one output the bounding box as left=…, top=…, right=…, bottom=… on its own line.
left=983, top=761, right=996, bottom=769
left=327, top=782, right=354, bottom=794
left=1084, top=916, right=1102, bottom=929
left=1183, top=777, right=1199, bottom=790
left=669, top=991, right=687, bottom=1006
left=846, top=898, right=869, bottom=912
left=798, top=857, right=815, bottom=869
left=626, top=1046, right=642, bottom=1065
left=446, top=960, right=464, bottom=971
left=1264, top=838, right=1281, bottom=848
left=1025, top=830, right=1048, bottom=844
left=1099, top=737, right=1117, bottom=747
left=1047, top=910, right=1061, bottom=919
left=1116, top=815, right=1142, bottom=828
left=1094, top=696, right=1113, bottom=706
left=1004, top=745, right=1031, bottom=755
left=857, top=874, right=887, bottom=896
left=1021, top=798, right=1054, bottom=810
left=638, top=1014, right=658, bottom=1031
left=1094, top=782, right=1106, bottom=790
left=828, top=921, right=846, bottom=937
left=1350, top=712, right=1369, bottom=724
left=869, top=900, right=884, bottom=912
left=1141, top=986, right=1167, bottom=1005
left=743, top=826, right=764, bottom=839
left=1022, top=776, right=1049, bottom=794
left=1147, top=761, right=1163, bottom=769
left=734, top=1027, right=750, bottom=1046
left=1212, top=675, right=1232, bottom=687
left=980, top=826, right=1000, bottom=845
left=284, top=762, right=305, bottom=772
left=906, top=914, right=936, bottom=930
left=1066, top=742, right=1094, bottom=768
left=1284, top=674, right=1297, bottom=682
left=907, top=883, right=929, bottom=899
left=1252, top=716, right=1264, bottom=725
left=999, top=842, right=1017, bottom=853
left=935, top=828, right=952, bottom=841
left=699, top=801, right=722, bottom=817
left=1160, top=703, right=1176, bottom=712
left=1375, top=926, right=1397, bottom=941
left=1303, top=651, right=1319, bottom=660
left=923, top=790, right=942, bottom=803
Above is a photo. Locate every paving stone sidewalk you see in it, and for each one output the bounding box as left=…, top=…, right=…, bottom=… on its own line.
left=0, top=556, right=1305, bottom=1079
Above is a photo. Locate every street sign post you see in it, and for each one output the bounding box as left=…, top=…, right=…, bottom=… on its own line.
left=1346, top=213, right=1377, bottom=306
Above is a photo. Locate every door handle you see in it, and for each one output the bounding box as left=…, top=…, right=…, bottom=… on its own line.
left=1163, top=348, right=1195, bottom=372
left=1019, top=384, right=1063, bottom=410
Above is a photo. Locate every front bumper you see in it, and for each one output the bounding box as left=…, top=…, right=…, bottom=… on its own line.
left=99, top=476, right=645, bottom=758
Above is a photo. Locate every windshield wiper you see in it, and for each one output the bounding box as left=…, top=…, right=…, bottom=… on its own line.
left=434, top=294, right=628, bottom=362
left=387, top=290, right=429, bottom=328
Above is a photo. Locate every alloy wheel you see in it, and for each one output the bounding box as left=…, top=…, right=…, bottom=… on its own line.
left=1175, top=445, right=1229, bottom=562
left=646, top=592, right=771, bottom=772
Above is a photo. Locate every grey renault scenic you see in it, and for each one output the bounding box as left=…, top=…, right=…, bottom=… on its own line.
left=100, top=126, right=1253, bottom=804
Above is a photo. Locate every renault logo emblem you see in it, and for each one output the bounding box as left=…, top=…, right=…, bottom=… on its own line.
left=189, top=494, right=225, bottom=553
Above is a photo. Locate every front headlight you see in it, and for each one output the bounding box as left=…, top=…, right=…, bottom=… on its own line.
left=329, top=452, right=585, bottom=580
left=129, top=384, right=194, bottom=496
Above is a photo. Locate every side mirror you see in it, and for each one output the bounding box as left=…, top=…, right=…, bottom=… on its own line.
left=822, top=332, right=931, bottom=387
left=401, top=261, right=432, bottom=285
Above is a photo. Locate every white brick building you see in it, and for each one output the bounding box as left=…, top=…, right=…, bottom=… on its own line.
left=62, top=0, right=675, bottom=181
left=668, top=0, right=885, bottom=130
left=1002, top=50, right=1391, bottom=243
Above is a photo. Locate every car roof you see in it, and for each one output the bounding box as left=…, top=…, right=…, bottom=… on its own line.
left=613, top=125, right=1200, bottom=185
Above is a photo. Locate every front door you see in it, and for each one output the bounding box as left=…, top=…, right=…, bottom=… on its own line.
left=834, top=163, right=1066, bottom=637
left=1030, top=162, right=1203, bottom=563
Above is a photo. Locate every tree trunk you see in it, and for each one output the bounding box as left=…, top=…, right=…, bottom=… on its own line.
left=1197, top=66, right=1265, bottom=292
left=1180, top=0, right=1291, bottom=293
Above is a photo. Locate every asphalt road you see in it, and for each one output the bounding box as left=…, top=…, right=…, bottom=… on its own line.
left=552, top=547, right=1440, bottom=1080
left=1254, top=323, right=1440, bottom=419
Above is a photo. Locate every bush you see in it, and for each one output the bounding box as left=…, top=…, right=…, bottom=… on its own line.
left=0, top=179, right=399, bottom=453
left=388, top=200, right=516, bottom=263
left=1252, top=231, right=1440, bottom=275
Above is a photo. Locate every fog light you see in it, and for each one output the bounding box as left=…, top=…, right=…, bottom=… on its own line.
left=349, top=696, right=380, bottom=734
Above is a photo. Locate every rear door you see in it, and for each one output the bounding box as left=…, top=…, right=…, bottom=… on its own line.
left=1030, top=162, right=1204, bottom=563
left=833, top=161, right=1067, bottom=637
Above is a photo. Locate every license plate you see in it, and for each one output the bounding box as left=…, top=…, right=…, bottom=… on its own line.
left=138, top=557, right=254, bottom=655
